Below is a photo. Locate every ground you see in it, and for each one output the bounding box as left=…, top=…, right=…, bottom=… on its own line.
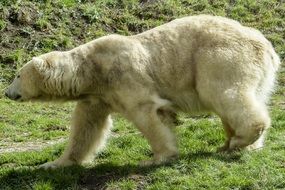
left=0, top=0, right=284, bottom=189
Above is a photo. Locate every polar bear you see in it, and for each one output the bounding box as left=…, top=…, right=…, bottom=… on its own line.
left=5, top=15, right=280, bottom=169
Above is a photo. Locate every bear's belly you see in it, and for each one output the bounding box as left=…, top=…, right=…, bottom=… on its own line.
left=163, top=90, right=206, bottom=113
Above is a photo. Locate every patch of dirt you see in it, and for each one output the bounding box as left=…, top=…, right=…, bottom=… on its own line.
left=44, top=125, right=68, bottom=132
left=0, top=1, right=88, bottom=73
left=139, top=0, right=162, bottom=4
left=7, top=2, right=39, bottom=25
left=0, top=138, right=65, bottom=153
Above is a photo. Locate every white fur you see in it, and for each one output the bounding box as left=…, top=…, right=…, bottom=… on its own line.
left=5, top=15, right=280, bottom=169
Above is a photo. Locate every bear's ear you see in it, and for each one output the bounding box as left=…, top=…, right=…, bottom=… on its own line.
left=32, top=57, right=46, bottom=73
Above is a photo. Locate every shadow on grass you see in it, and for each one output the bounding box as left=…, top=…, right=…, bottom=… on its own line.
left=182, top=150, right=243, bottom=163
left=79, top=163, right=156, bottom=190
left=0, top=162, right=157, bottom=190
left=79, top=151, right=243, bottom=189
left=0, top=151, right=243, bottom=190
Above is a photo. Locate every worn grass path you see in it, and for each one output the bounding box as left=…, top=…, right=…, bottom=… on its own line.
left=0, top=0, right=284, bottom=189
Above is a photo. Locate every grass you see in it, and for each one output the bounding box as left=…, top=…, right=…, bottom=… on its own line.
left=0, top=0, right=284, bottom=189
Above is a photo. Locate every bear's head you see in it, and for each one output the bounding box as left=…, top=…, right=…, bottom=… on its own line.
left=5, top=57, right=44, bottom=101
left=5, top=51, right=81, bottom=102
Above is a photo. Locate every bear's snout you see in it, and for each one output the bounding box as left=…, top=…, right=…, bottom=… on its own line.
left=4, top=89, right=21, bottom=100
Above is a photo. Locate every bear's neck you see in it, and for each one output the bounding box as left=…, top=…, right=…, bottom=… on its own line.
left=62, top=47, right=107, bottom=99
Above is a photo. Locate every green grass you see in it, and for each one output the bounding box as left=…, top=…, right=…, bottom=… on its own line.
left=0, top=0, right=284, bottom=189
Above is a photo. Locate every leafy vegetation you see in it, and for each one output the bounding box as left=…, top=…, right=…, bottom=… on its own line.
left=0, top=0, right=284, bottom=189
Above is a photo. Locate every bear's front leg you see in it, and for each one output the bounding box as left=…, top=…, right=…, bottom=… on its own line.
left=40, top=100, right=112, bottom=169
left=127, top=100, right=178, bottom=166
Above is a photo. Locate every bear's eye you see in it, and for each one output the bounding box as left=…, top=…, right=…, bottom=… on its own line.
left=16, top=75, right=20, bottom=79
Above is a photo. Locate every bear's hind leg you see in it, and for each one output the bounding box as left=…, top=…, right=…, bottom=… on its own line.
left=40, top=100, right=112, bottom=169
left=223, top=95, right=270, bottom=151
left=245, top=130, right=266, bottom=151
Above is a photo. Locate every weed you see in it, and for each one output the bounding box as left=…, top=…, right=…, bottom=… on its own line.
left=0, top=19, right=7, bottom=31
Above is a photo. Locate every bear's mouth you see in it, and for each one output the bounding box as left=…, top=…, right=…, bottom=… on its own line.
left=14, top=95, right=42, bottom=102
left=14, top=94, right=22, bottom=100
left=7, top=94, right=22, bottom=101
